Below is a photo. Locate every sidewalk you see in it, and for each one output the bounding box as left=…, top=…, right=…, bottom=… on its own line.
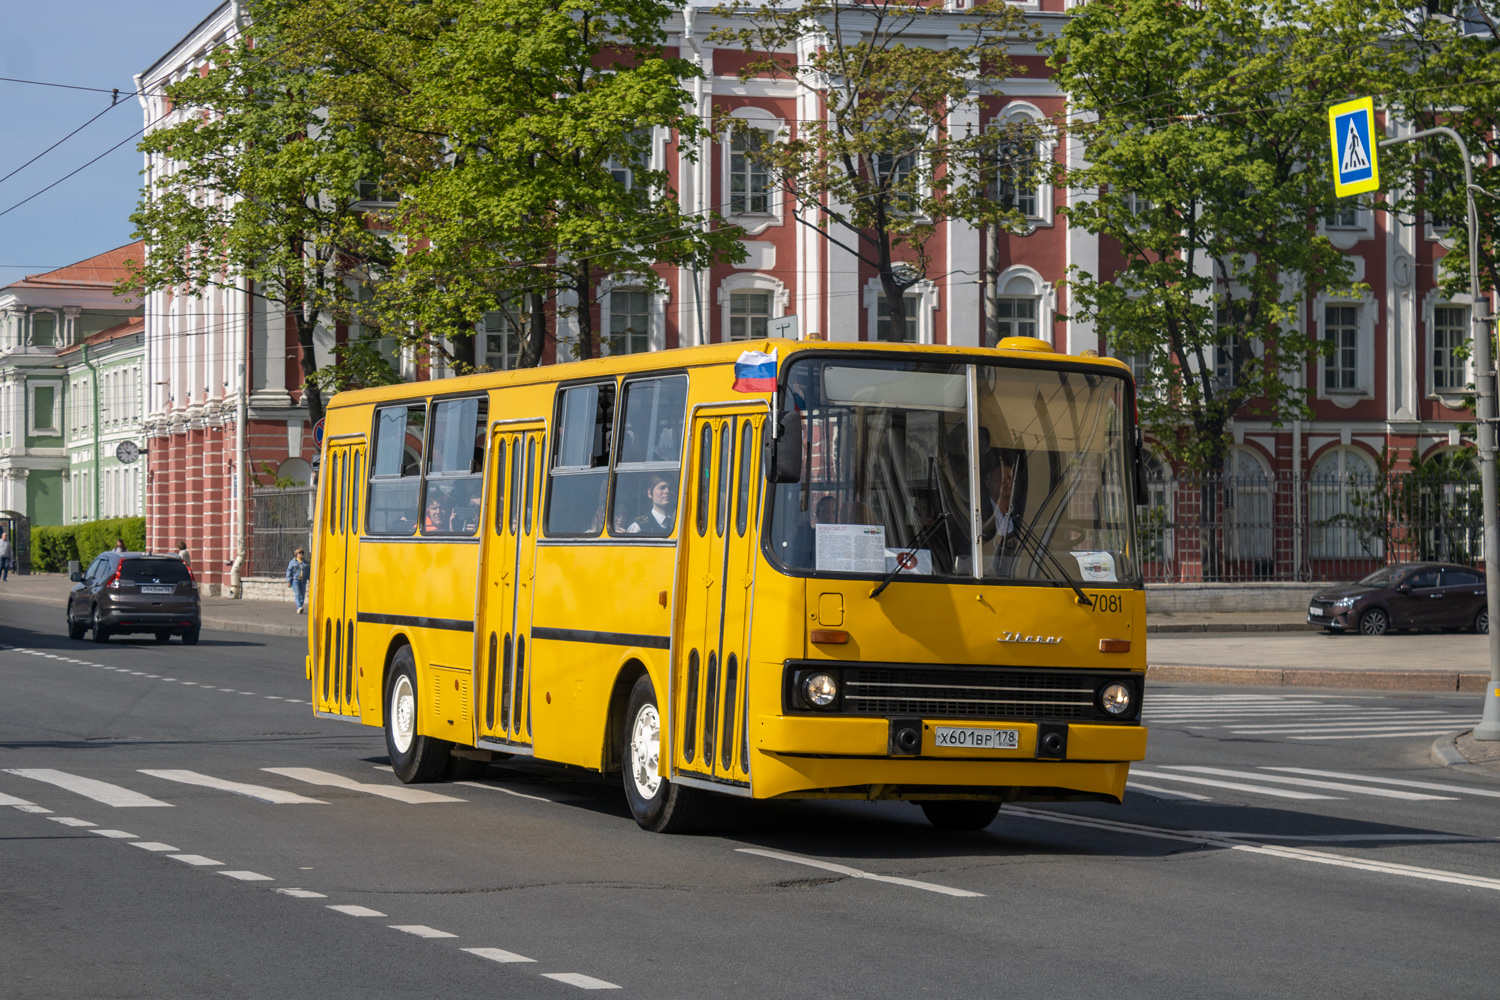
left=1, top=571, right=1494, bottom=774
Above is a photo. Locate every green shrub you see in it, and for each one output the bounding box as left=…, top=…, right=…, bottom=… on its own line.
left=29, top=517, right=146, bottom=573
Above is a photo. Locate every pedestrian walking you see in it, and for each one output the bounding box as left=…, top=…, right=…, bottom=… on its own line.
left=0, top=531, right=10, bottom=582
left=286, top=548, right=310, bottom=613
left=176, top=540, right=190, bottom=567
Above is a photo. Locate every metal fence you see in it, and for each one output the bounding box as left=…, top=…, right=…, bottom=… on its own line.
left=1140, top=470, right=1487, bottom=583
left=250, top=487, right=314, bottom=578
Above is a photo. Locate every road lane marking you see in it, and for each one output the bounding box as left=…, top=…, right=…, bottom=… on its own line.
left=1126, top=782, right=1213, bottom=801
left=1161, top=766, right=1457, bottom=800
left=221, top=871, right=274, bottom=881
left=48, top=816, right=96, bottom=827
left=130, top=842, right=179, bottom=851
left=1128, top=769, right=1338, bottom=800
left=1261, top=767, right=1500, bottom=798
left=90, top=829, right=138, bottom=839
left=328, top=904, right=386, bottom=917
left=390, top=925, right=458, bottom=939
left=454, top=780, right=556, bottom=803
left=265, top=767, right=465, bottom=804
left=1291, top=730, right=1462, bottom=740
left=275, top=889, right=327, bottom=898
left=3, top=769, right=173, bottom=807
left=541, top=973, right=621, bottom=990
left=736, top=848, right=984, bottom=897
left=1224, top=716, right=1464, bottom=732
left=1007, top=806, right=1500, bottom=892
left=1185, top=832, right=1494, bottom=843
left=139, top=769, right=327, bottom=805
left=464, top=948, right=536, bottom=964
left=169, top=854, right=223, bottom=866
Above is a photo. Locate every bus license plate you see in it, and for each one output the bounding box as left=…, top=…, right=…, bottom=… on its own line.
left=932, top=727, right=1020, bottom=750
left=141, top=586, right=174, bottom=594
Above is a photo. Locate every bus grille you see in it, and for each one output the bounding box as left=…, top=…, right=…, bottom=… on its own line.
left=843, top=667, right=1098, bottom=720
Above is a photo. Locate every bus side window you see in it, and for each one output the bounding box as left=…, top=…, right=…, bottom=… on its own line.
left=423, top=397, right=487, bottom=536
left=610, top=375, right=686, bottom=538
left=368, top=404, right=425, bottom=535
left=546, top=382, right=614, bottom=536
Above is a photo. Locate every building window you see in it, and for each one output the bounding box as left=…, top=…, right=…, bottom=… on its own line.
left=1214, top=304, right=1240, bottom=389
left=1433, top=305, right=1469, bottom=392
left=606, top=129, right=651, bottom=191
left=28, top=382, right=61, bottom=436
left=608, top=289, right=652, bottom=355
left=1309, top=448, right=1380, bottom=559
left=728, top=291, right=771, bottom=341
left=1323, top=304, right=1360, bottom=391
left=729, top=129, right=773, bottom=215
left=480, top=306, right=521, bottom=371
left=875, top=292, right=919, bottom=342
left=996, top=297, right=1038, bottom=340
left=996, top=136, right=1039, bottom=218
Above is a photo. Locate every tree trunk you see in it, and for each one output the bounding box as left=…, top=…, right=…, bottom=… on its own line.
left=521, top=291, right=546, bottom=368
left=574, top=266, right=594, bottom=361
left=295, top=314, right=325, bottom=427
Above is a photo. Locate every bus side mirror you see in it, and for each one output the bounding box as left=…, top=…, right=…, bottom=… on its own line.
left=1133, top=427, right=1150, bottom=506
left=764, top=408, right=803, bottom=484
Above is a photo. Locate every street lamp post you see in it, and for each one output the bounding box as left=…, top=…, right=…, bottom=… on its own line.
left=1379, top=127, right=1500, bottom=740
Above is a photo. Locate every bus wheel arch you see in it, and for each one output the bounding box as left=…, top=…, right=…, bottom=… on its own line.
left=602, top=659, right=650, bottom=775
left=383, top=638, right=451, bottom=784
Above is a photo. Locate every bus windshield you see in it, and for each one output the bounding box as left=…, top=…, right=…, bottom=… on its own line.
left=767, top=355, right=1141, bottom=588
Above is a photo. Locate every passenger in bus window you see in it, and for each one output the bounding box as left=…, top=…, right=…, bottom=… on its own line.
left=814, top=494, right=838, bottom=525
left=424, top=496, right=446, bottom=533
left=626, top=475, right=675, bottom=535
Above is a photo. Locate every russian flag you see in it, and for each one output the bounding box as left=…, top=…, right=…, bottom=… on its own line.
left=732, top=348, right=777, bottom=393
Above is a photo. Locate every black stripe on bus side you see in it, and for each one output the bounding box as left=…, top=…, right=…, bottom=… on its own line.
left=356, top=612, right=476, bottom=633
left=531, top=627, right=671, bottom=650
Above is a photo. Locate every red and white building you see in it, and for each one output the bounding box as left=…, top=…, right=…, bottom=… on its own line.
left=139, top=2, right=1493, bottom=593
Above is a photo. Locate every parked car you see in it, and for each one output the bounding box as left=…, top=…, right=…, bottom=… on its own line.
left=1307, top=562, right=1488, bottom=636
left=66, top=551, right=200, bottom=644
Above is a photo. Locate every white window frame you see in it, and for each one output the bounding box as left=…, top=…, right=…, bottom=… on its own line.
left=28, top=380, right=62, bottom=437
left=722, top=108, right=784, bottom=235
left=1320, top=200, right=1374, bottom=249
left=1313, top=291, right=1376, bottom=400
left=600, top=279, right=668, bottom=356
left=989, top=266, right=1054, bottom=348
left=717, top=272, right=789, bottom=343
left=478, top=301, right=523, bottom=371
left=1309, top=446, right=1380, bottom=559
left=1424, top=294, right=1473, bottom=398
left=991, top=102, right=1056, bottom=229
left=862, top=275, right=938, bottom=344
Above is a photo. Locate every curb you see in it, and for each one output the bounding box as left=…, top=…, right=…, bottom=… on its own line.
left=1147, top=622, right=1319, bottom=634
left=0, top=585, right=304, bottom=639
left=1147, top=664, right=1492, bottom=692
left=1430, top=732, right=1471, bottom=769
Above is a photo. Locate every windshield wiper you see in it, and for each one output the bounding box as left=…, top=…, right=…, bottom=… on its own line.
left=870, top=510, right=947, bottom=599
left=1002, top=516, right=1092, bottom=606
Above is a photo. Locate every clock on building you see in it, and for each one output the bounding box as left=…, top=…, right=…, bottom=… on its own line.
left=115, top=440, right=141, bottom=464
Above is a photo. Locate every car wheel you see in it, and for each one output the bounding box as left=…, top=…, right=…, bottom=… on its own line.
left=621, top=673, right=704, bottom=833
left=1475, top=607, right=1489, bottom=635
left=181, top=628, right=200, bottom=646
left=90, top=606, right=110, bottom=643
left=66, top=607, right=86, bottom=641
left=918, top=800, right=1002, bottom=831
left=1358, top=607, right=1390, bottom=636
left=385, top=645, right=451, bottom=784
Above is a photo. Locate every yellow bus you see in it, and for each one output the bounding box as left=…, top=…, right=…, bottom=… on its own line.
left=308, top=337, right=1149, bottom=832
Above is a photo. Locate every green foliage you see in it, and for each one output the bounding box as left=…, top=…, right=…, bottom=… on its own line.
left=1046, top=0, right=1395, bottom=475
left=711, top=0, right=1036, bottom=335
left=30, top=518, right=146, bottom=573
left=1321, top=447, right=1482, bottom=563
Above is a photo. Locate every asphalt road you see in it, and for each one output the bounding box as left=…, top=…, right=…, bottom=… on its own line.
left=4, top=595, right=1499, bottom=999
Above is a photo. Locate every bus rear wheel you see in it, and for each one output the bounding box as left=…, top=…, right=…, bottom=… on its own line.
left=385, top=646, right=451, bottom=783
left=622, top=674, right=703, bottom=834
left=919, top=800, right=1001, bottom=831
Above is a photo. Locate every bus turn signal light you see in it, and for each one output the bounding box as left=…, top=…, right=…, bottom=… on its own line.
left=810, top=629, right=849, bottom=644
left=1099, top=639, right=1131, bottom=653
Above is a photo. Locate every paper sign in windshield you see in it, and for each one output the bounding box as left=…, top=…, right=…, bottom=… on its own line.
left=816, top=524, right=887, bottom=573
left=1071, top=550, right=1118, bottom=583
left=883, top=548, right=933, bottom=576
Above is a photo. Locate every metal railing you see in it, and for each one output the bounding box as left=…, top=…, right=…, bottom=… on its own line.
left=1139, top=471, right=1486, bottom=583
left=249, top=487, right=314, bottom=578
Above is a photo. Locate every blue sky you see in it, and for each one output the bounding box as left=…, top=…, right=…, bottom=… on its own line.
left=0, top=2, right=220, bottom=280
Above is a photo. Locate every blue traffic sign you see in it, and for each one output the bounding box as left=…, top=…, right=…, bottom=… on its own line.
left=1329, top=97, right=1379, bottom=197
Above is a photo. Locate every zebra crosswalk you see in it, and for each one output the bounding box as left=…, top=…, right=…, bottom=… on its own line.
left=1127, top=764, right=1500, bottom=807
left=1144, top=693, right=1471, bottom=741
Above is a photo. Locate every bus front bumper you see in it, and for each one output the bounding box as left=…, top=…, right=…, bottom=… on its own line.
left=748, top=715, right=1147, bottom=802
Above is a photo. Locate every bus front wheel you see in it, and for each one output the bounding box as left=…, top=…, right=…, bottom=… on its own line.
left=385, top=647, right=451, bottom=783
left=919, top=800, right=1001, bottom=831
left=622, top=674, right=703, bottom=834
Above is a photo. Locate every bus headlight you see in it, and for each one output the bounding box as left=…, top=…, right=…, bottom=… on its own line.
left=802, top=672, right=840, bottom=708
left=1099, top=682, right=1134, bottom=716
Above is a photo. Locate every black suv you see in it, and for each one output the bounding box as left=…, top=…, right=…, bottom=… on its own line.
left=67, top=552, right=201, bottom=644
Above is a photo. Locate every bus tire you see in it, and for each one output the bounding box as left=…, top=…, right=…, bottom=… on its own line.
left=919, top=800, right=1001, bottom=831
left=622, top=674, right=703, bottom=834
left=385, top=646, right=450, bottom=784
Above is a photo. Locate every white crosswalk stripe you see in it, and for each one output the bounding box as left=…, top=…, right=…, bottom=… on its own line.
left=139, top=770, right=327, bottom=804
left=1144, top=693, right=1469, bottom=741
left=3, top=769, right=173, bottom=807
left=1127, top=764, right=1500, bottom=805
left=2, top=766, right=462, bottom=810
left=1160, top=766, right=1456, bottom=800
left=263, top=767, right=465, bottom=804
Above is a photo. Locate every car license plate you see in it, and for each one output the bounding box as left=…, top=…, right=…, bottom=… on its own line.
left=932, top=726, right=1020, bottom=750
left=1308, top=606, right=1323, bottom=617
left=141, top=586, right=174, bottom=594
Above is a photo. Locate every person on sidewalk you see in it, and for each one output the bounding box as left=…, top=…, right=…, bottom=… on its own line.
left=176, top=540, right=190, bottom=567
left=113, top=538, right=126, bottom=553
left=0, top=531, right=10, bottom=581
left=286, top=548, right=310, bottom=613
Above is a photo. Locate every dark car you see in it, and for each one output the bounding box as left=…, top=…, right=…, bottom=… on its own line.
left=66, top=551, right=200, bottom=644
left=1307, top=562, right=1488, bottom=636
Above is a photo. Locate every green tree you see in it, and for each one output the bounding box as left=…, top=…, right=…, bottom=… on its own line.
left=1046, top=0, right=1394, bottom=475
left=126, top=11, right=400, bottom=424
left=711, top=0, right=1035, bottom=338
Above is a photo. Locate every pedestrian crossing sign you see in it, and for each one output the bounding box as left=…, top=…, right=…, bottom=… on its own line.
left=1329, top=97, right=1379, bottom=197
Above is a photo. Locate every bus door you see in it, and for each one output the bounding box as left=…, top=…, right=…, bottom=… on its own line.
left=475, top=422, right=545, bottom=748
left=316, top=438, right=365, bottom=718
left=675, top=407, right=764, bottom=785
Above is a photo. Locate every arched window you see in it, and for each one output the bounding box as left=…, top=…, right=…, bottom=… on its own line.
left=1309, top=448, right=1379, bottom=559
left=1225, top=447, right=1272, bottom=562
left=717, top=273, right=788, bottom=343
left=991, top=103, right=1055, bottom=227
left=989, top=267, right=1053, bottom=348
